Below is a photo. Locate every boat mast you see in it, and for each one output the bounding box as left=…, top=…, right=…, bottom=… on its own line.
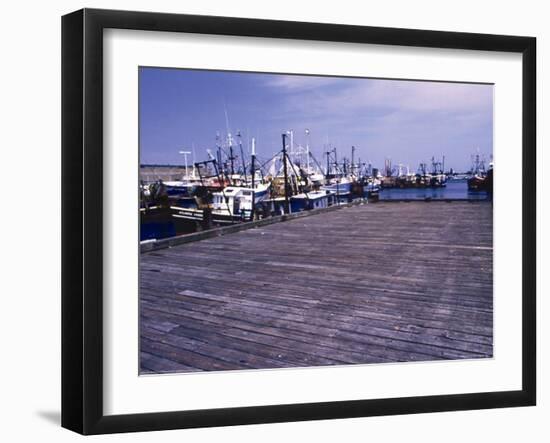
left=351, top=145, right=356, bottom=177
left=305, top=129, right=310, bottom=171
left=223, top=103, right=235, bottom=182
left=191, top=143, right=197, bottom=178
left=332, top=147, right=339, bottom=204
left=228, top=132, right=235, bottom=179
left=251, top=137, right=256, bottom=220
left=251, top=137, right=256, bottom=190
left=215, top=132, right=223, bottom=176
left=282, top=133, right=290, bottom=214
left=237, top=131, right=247, bottom=184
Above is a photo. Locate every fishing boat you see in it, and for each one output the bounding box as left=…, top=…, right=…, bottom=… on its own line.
left=320, top=177, right=353, bottom=203
left=212, top=183, right=271, bottom=222
left=468, top=162, right=493, bottom=192
left=467, top=175, right=486, bottom=191
left=467, top=153, right=492, bottom=192
left=363, top=181, right=380, bottom=201
left=319, top=146, right=364, bottom=203
left=171, top=183, right=270, bottom=224
left=290, top=190, right=336, bottom=213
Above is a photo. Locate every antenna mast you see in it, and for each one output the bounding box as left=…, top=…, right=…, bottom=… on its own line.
left=179, top=150, right=191, bottom=179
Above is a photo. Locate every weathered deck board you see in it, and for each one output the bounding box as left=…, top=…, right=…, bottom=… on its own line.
left=140, top=201, right=493, bottom=374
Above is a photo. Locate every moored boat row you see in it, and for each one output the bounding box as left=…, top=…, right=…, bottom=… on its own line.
left=140, top=129, right=492, bottom=240
left=151, top=130, right=381, bottom=231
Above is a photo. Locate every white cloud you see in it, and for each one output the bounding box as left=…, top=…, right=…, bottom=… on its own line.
left=262, top=75, right=344, bottom=91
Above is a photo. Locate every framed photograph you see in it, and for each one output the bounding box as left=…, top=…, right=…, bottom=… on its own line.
left=62, top=8, right=536, bottom=435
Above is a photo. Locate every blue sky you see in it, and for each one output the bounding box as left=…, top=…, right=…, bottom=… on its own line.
left=139, top=67, right=493, bottom=172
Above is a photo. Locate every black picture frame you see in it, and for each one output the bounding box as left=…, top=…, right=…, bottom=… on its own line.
left=61, top=8, right=536, bottom=435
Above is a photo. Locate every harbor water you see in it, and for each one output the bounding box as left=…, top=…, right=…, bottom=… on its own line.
left=379, top=179, right=489, bottom=201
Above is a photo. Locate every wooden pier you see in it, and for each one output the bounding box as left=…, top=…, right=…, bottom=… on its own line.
left=140, top=201, right=493, bottom=373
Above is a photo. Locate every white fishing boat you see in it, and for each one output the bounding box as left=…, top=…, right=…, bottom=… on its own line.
left=211, top=183, right=270, bottom=222
left=290, top=190, right=336, bottom=212
left=171, top=183, right=270, bottom=224
left=321, top=177, right=353, bottom=203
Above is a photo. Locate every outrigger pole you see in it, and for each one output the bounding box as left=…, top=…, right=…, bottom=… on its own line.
left=308, top=150, right=324, bottom=173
